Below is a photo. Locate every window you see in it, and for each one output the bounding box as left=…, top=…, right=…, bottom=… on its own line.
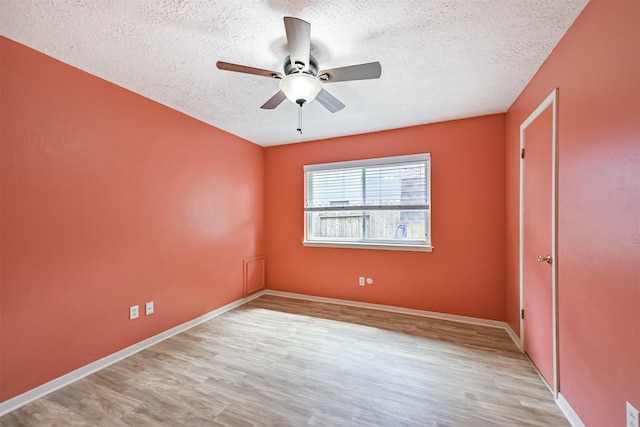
left=303, top=153, right=431, bottom=251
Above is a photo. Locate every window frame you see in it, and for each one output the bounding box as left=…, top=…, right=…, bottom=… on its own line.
left=303, top=153, right=433, bottom=252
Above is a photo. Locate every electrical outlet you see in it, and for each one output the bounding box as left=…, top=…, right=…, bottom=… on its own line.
left=366, top=278, right=374, bottom=285
left=627, top=402, right=639, bottom=427
left=129, top=305, right=139, bottom=320
left=145, top=301, right=154, bottom=315
left=359, top=276, right=365, bottom=286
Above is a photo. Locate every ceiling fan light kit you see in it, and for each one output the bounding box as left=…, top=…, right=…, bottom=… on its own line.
left=279, top=73, right=322, bottom=105
left=217, top=16, right=382, bottom=131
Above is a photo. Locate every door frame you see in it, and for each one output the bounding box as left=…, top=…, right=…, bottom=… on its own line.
left=519, top=88, right=559, bottom=397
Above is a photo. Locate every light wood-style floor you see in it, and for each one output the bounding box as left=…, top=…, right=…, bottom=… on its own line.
left=1, top=295, right=569, bottom=426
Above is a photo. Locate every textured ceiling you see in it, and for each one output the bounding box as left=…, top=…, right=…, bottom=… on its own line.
left=0, top=0, right=588, bottom=146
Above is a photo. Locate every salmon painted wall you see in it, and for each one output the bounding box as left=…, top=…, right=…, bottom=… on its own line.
left=265, top=115, right=506, bottom=320
left=0, top=37, right=264, bottom=401
left=504, top=1, right=639, bottom=425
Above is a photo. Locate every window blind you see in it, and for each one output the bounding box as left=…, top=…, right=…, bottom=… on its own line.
left=304, top=154, right=430, bottom=212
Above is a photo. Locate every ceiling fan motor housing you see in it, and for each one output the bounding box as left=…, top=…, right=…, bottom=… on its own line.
left=284, top=55, right=319, bottom=77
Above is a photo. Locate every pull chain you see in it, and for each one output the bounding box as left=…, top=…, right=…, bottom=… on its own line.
left=297, top=104, right=303, bottom=134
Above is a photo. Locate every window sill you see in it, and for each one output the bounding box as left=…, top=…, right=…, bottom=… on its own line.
left=302, top=241, right=433, bottom=252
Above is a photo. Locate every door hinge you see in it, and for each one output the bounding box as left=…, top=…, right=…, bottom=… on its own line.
left=521, top=148, right=525, bottom=159
left=521, top=309, right=525, bottom=320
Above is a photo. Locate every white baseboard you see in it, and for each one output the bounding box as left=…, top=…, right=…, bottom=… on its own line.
left=504, top=323, right=523, bottom=350
left=557, top=393, right=585, bottom=427
left=263, top=289, right=513, bottom=332
left=0, top=291, right=266, bottom=416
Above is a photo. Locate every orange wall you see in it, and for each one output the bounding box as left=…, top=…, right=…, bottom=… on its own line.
left=504, top=1, right=639, bottom=425
left=264, top=115, right=506, bottom=320
left=0, top=37, right=265, bottom=401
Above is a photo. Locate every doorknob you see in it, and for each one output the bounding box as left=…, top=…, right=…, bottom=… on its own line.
left=537, top=254, right=552, bottom=264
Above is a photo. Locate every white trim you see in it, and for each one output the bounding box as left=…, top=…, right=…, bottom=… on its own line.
left=304, top=153, right=432, bottom=248
left=557, top=393, right=586, bottom=427
left=505, top=323, right=522, bottom=350
left=263, top=290, right=510, bottom=330
left=303, top=153, right=429, bottom=172
left=0, top=291, right=266, bottom=416
left=302, top=240, right=433, bottom=252
left=519, top=88, right=559, bottom=397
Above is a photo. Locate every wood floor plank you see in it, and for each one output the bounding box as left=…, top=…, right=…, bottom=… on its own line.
left=1, top=295, right=569, bottom=426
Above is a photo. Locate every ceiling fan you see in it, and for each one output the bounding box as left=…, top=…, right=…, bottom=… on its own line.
left=216, top=17, right=382, bottom=115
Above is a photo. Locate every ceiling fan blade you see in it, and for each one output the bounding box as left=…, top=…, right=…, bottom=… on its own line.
left=217, top=61, right=283, bottom=79
left=319, top=62, right=382, bottom=83
left=284, top=17, right=311, bottom=71
left=261, top=91, right=288, bottom=109
left=315, top=89, right=345, bottom=113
